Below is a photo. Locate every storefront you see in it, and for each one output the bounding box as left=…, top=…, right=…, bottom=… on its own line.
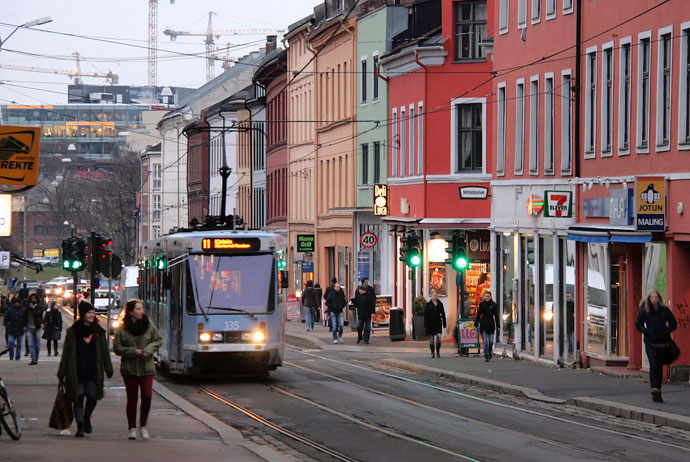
left=492, top=183, right=577, bottom=364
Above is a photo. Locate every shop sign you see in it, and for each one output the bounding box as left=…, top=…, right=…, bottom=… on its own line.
left=543, top=191, right=573, bottom=218
left=296, top=234, right=315, bottom=253
left=286, top=295, right=301, bottom=321
left=360, top=231, right=378, bottom=249
left=373, top=184, right=389, bottom=216
left=0, top=126, right=41, bottom=186
left=429, top=262, right=447, bottom=296
left=526, top=195, right=544, bottom=216
left=372, top=295, right=393, bottom=329
left=583, top=197, right=609, bottom=217
left=301, top=261, right=314, bottom=273
left=635, top=177, right=665, bottom=231
left=0, top=195, right=11, bottom=236
left=357, top=253, right=370, bottom=282
left=456, top=319, right=479, bottom=348
left=467, top=230, right=490, bottom=261
left=458, top=186, right=488, bottom=200
left=609, top=188, right=633, bottom=226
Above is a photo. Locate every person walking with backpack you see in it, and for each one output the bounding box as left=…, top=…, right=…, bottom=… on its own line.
left=114, top=299, right=162, bottom=441
left=57, top=300, right=113, bottom=437
left=475, top=291, right=500, bottom=361
left=43, top=301, right=63, bottom=356
left=636, top=290, right=677, bottom=403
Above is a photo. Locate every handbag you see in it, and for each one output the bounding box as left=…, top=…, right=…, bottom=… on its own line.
left=49, top=383, right=73, bottom=430
left=659, top=339, right=681, bottom=365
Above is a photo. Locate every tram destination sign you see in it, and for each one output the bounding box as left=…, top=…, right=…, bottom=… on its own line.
left=201, top=238, right=260, bottom=252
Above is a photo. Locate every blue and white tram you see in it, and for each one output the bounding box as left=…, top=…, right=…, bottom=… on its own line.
left=138, top=229, right=285, bottom=376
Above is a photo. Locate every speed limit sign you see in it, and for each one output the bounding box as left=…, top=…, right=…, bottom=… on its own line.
left=360, top=232, right=378, bottom=248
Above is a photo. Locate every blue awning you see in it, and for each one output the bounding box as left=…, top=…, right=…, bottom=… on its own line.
left=610, top=232, right=652, bottom=243
left=567, top=228, right=653, bottom=243
left=567, top=233, right=610, bottom=243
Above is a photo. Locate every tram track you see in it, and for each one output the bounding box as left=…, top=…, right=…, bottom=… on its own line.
left=287, top=348, right=690, bottom=457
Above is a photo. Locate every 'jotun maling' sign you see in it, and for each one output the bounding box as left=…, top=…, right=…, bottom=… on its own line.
left=636, top=177, right=665, bottom=231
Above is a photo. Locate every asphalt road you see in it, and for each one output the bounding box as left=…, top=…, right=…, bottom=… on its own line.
left=157, top=347, right=690, bottom=462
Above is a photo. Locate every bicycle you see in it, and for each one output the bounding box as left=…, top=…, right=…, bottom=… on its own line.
left=0, top=348, right=22, bottom=440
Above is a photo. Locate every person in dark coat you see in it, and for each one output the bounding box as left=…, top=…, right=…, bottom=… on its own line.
left=302, top=280, right=318, bottom=331
left=43, top=301, right=63, bottom=356
left=3, top=299, right=25, bottom=360
left=57, top=300, right=114, bottom=437
left=23, top=293, right=45, bottom=364
left=475, top=291, right=500, bottom=361
left=17, top=283, right=29, bottom=303
left=323, top=277, right=337, bottom=303
left=354, top=285, right=376, bottom=344
left=326, top=282, right=347, bottom=343
left=424, top=290, right=446, bottom=358
left=313, top=283, right=323, bottom=323
left=636, top=290, right=677, bottom=403
left=3, top=291, right=17, bottom=346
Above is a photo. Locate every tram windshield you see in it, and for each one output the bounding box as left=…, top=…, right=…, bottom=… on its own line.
left=188, top=253, right=274, bottom=314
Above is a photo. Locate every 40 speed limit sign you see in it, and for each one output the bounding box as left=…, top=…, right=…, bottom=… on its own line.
left=360, top=231, right=378, bottom=248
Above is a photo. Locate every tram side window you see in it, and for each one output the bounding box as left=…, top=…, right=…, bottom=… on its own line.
left=159, top=268, right=167, bottom=305
left=186, top=264, right=196, bottom=315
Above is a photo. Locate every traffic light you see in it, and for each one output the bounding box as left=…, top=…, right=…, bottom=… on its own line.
left=400, top=232, right=422, bottom=268
left=154, top=254, right=167, bottom=270
left=276, top=250, right=286, bottom=270
left=62, top=238, right=85, bottom=271
left=446, top=231, right=468, bottom=272
left=96, top=236, right=112, bottom=274
left=399, top=234, right=410, bottom=263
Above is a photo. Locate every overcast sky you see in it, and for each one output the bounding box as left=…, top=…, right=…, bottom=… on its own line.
left=0, top=0, right=317, bottom=105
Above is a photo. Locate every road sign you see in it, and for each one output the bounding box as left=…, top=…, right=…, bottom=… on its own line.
left=100, top=254, right=122, bottom=278
left=0, top=251, right=10, bottom=269
left=0, top=126, right=41, bottom=186
left=360, top=231, right=378, bottom=249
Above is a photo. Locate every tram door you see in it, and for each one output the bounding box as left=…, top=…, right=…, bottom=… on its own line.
left=169, top=263, right=184, bottom=370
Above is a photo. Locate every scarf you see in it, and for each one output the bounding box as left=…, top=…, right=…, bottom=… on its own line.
left=72, top=319, right=98, bottom=338
left=124, top=313, right=150, bottom=337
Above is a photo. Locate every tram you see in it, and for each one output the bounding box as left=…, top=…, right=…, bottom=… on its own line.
left=138, top=229, right=286, bottom=376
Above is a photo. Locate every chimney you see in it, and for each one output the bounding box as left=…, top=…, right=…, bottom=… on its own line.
left=266, top=35, right=277, bottom=54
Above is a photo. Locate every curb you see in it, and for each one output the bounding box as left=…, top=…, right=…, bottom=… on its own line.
left=152, top=380, right=298, bottom=462
left=381, top=358, right=565, bottom=404
left=286, top=333, right=323, bottom=350
left=566, top=397, right=690, bottom=431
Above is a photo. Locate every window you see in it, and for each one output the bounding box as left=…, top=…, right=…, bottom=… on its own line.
left=361, top=143, right=369, bottom=185
left=585, top=48, right=597, bottom=156
left=499, top=0, right=509, bottom=33
left=515, top=80, right=525, bottom=173
left=454, top=1, right=487, bottom=60
left=546, top=0, right=556, bottom=18
left=497, top=84, right=506, bottom=175
left=409, top=105, right=415, bottom=176
left=529, top=77, right=539, bottom=173
left=518, top=0, right=527, bottom=27
left=637, top=35, right=651, bottom=150
left=561, top=72, right=573, bottom=173
left=400, top=106, right=406, bottom=176
left=418, top=102, right=424, bottom=175
left=153, top=225, right=161, bottom=238
left=360, top=57, right=367, bottom=104
left=618, top=40, right=632, bottom=153
left=532, top=0, right=541, bottom=22
left=679, top=25, right=690, bottom=145
left=153, top=163, right=161, bottom=190
left=373, top=141, right=381, bottom=183
left=454, top=101, right=484, bottom=173
left=656, top=29, right=672, bottom=148
left=153, top=194, right=161, bottom=221
left=563, top=0, right=573, bottom=13
left=372, top=54, right=379, bottom=101
left=602, top=45, right=614, bottom=155
left=544, top=75, right=554, bottom=173
left=391, top=109, right=398, bottom=177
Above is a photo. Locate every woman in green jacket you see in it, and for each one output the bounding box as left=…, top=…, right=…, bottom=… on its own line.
left=57, top=300, right=113, bottom=437
left=113, top=299, right=161, bottom=441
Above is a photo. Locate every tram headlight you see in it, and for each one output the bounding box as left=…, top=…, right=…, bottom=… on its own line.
left=212, top=333, right=223, bottom=342
left=199, top=332, right=212, bottom=342
left=251, top=331, right=265, bottom=343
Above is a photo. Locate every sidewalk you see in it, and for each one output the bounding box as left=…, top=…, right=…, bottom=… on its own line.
left=0, top=311, right=292, bottom=462
left=286, top=319, right=690, bottom=431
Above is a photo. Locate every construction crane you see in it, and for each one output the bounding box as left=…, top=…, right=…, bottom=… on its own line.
left=0, top=52, right=119, bottom=84
left=163, top=11, right=285, bottom=82
left=148, top=1, right=177, bottom=88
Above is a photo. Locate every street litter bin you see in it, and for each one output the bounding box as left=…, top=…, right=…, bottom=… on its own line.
left=389, top=308, right=405, bottom=341
left=348, top=300, right=358, bottom=331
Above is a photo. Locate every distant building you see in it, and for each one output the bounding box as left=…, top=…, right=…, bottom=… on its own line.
left=67, top=84, right=194, bottom=105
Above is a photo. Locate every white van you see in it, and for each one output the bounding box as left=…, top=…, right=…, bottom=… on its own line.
left=119, top=266, right=139, bottom=304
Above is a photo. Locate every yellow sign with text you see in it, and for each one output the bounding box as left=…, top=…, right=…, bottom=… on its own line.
left=635, top=177, right=665, bottom=231
left=0, top=125, right=41, bottom=186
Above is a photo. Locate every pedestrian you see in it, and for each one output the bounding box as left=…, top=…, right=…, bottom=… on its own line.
left=475, top=291, right=500, bottom=361
left=323, top=277, right=337, bottom=302
left=302, top=280, right=318, bottom=331
left=23, top=293, right=45, bottom=365
left=3, top=299, right=25, bottom=360
left=113, top=299, right=162, bottom=441
left=17, top=283, right=29, bottom=304
left=313, top=283, right=323, bottom=324
left=3, top=291, right=16, bottom=346
left=424, top=289, right=446, bottom=358
left=57, top=300, right=113, bottom=437
left=566, top=292, right=575, bottom=355
left=326, top=282, right=346, bottom=344
left=636, top=290, right=677, bottom=403
left=43, top=301, right=63, bottom=356
left=354, top=284, right=376, bottom=344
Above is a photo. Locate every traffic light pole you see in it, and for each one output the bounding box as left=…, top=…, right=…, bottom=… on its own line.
left=72, top=270, right=78, bottom=321
left=90, top=232, right=98, bottom=304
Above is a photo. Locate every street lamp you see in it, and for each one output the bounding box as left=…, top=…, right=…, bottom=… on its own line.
left=0, top=17, right=53, bottom=50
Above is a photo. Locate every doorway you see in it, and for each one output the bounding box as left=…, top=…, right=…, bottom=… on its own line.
left=521, top=235, right=536, bottom=352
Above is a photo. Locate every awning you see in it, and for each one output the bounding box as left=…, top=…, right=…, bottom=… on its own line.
left=567, top=226, right=652, bottom=243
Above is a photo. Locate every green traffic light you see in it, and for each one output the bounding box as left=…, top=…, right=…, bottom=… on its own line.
left=63, top=260, right=70, bottom=269
left=409, top=254, right=422, bottom=267
left=157, top=257, right=167, bottom=270
left=454, top=256, right=468, bottom=270
left=72, top=260, right=83, bottom=270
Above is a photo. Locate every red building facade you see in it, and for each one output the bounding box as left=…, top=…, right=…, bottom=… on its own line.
left=380, top=0, right=494, bottom=334
left=184, top=120, right=210, bottom=225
